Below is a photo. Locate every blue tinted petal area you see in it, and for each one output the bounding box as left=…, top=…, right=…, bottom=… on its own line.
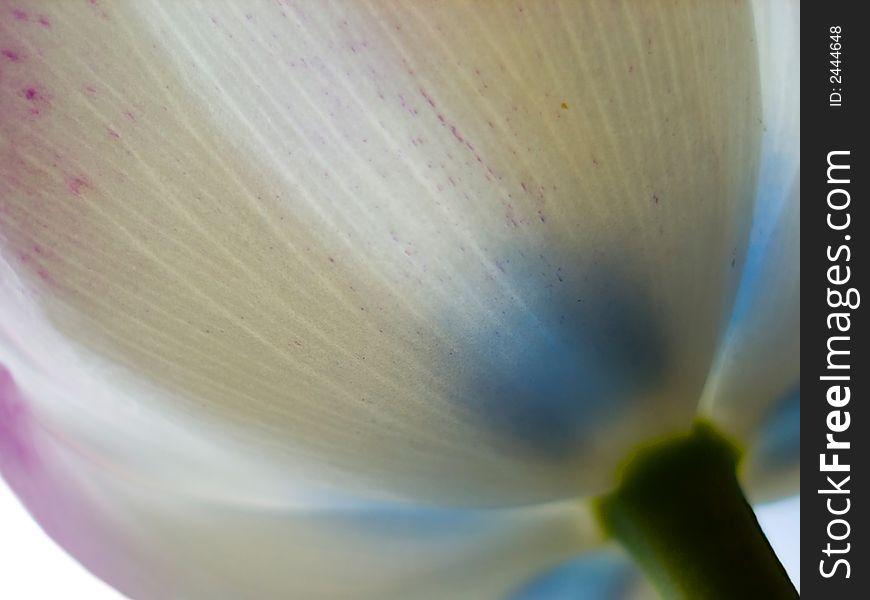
left=753, top=387, right=800, bottom=470
left=509, top=552, right=634, bottom=600
left=462, top=269, right=667, bottom=458
left=336, top=502, right=490, bottom=539
left=726, top=156, right=796, bottom=328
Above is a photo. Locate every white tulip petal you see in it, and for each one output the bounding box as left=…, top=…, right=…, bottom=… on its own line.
left=0, top=300, right=599, bottom=599
left=699, top=0, right=799, bottom=499
left=2, top=0, right=760, bottom=506
left=0, top=412, right=597, bottom=600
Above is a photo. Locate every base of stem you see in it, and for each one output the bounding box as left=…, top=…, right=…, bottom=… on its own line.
left=594, top=422, right=798, bottom=599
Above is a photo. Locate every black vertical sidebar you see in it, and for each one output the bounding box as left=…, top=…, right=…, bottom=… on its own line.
left=802, top=2, right=867, bottom=598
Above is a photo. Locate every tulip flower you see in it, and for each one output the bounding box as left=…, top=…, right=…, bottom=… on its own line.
left=1, top=0, right=798, bottom=598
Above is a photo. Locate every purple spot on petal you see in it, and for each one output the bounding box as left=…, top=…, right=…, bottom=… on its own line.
left=2, top=49, right=23, bottom=62
left=68, top=177, right=89, bottom=196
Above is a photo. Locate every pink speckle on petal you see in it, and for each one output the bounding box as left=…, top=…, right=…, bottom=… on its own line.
left=37, top=15, right=51, bottom=28
left=18, top=85, right=51, bottom=116
left=68, top=177, right=89, bottom=196
left=419, top=87, right=437, bottom=109
left=36, top=267, right=53, bottom=284
left=107, top=127, right=121, bottom=140
left=2, top=49, right=23, bottom=62
left=11, top=8, right=28, bottom=21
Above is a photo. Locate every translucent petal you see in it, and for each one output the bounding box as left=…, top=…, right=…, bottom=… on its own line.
left=2, top=1, right=760, bottom=505
left=508, top=548, right=657, bottom=600
left=699, top=0, right=800, bottom=500
left=0, top=310, right=599, bottom=599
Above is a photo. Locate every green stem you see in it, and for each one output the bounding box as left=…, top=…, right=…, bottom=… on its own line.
left=594, top=422, right=798, bottom=599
